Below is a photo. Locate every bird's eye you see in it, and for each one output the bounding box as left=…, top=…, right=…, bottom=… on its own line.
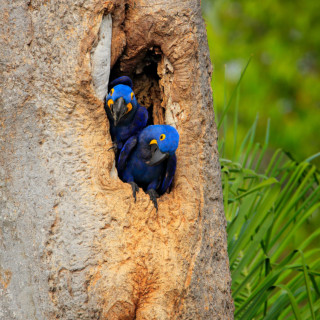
left=108, top=99, right=114, bottom=108
left=160, top=134, right=166, bottom=141
left=131, top=92, right=134, bottom=100
left=126, top=103, right=132, bottom=113
left=110, top=88, right=114, bottom=96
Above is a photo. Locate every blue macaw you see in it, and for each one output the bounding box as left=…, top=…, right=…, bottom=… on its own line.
left=105, top=76, right=148, bottom=151
left=117, top=125, right=179, bottom=210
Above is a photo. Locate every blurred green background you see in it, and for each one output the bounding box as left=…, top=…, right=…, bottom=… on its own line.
left=201, top=3, right=320, bottom=316
left=202, top=0, right=320, bottom=166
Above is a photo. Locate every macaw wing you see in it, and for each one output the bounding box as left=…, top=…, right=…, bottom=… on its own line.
left=159, top=154, right=177, bottom=195
left=127, top=105, right=148, bottom=136
left=117, top=135, right=138, bottom=178
left=109, top=76, right=133, bottom=90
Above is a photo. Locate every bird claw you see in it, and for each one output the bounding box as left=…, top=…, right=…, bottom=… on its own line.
left=108, top=142, right=118, bottom=151
left=129, top=182, right=139, bottom=202
left=146, top=189, right=159, bottom=211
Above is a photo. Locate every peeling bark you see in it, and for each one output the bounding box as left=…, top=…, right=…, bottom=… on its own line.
left=0, top=0, right=233, bottom=319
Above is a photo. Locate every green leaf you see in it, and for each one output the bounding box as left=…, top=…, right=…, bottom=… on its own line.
left=217, top=56, right=252, bottom=130
left=300, top=250, right=316, bottom=320
left=274, top=284, right=302, bottom=320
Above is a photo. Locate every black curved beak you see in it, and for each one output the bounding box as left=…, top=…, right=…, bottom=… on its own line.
left=146, top=143, right=169, bottom=166
left=112, top=97, right=127, bottom=126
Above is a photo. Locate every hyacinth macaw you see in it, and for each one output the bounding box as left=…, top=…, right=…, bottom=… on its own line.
left=117, top=125, right=179, bottom=210
left=105, top=76, right=148, bottom=150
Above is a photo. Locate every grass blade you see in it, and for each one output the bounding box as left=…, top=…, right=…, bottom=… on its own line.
left=218, top=56, right=252, bottom=130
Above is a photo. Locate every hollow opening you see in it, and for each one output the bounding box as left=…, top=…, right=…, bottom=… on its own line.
left=104, top=44, right=177, bottom=206
left=109, top=46, right=165, bottom=126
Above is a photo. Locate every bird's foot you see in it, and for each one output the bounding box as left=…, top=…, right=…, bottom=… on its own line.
left=107, top=142, right=118, bottom=151
left=146, top=189, right=159, bottom=211
left=129, top=182, right=139, bottom=202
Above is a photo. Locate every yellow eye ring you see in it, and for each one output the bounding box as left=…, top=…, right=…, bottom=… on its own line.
left=110, top=88, right=114, bottom=96
left=126, top=103, right=132, bottom=114
left=160, top=134, right=166, bottom=141
left=131, top=92, right=134, bottom=100
left=108, top=99, right=114, bottom=108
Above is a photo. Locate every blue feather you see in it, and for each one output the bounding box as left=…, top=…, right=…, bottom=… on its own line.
left=118, top=125, right=179, bottom=201
left=105, top=77, right=148, bottom=150
left=159, top=154, right=177, bottom=195
left=109, top=76, right=133, bottom=89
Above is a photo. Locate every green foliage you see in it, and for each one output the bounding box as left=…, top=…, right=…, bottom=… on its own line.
left=203, top=0, right=320, bottom=166
left=202, top=2, right=320, bottom=315
left=218, top=63, right=320, bottom=319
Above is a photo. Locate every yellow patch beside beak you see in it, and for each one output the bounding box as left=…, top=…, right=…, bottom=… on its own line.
left=108, top=99, right=114, bottom=108
left=126, top=103, right=132, bottom=113
left=149, top=139, right=157, bottom=145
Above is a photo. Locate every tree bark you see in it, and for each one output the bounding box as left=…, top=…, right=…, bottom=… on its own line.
left=0, top=0, right=233, bottom=319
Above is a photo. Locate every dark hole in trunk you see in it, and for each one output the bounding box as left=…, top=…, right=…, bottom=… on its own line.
left=107, top=46, right=174, bottom=203
left=109, top=46, right=164, bottom=125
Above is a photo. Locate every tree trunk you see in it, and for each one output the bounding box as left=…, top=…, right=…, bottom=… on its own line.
left=0, top=0, right=233, bottom=319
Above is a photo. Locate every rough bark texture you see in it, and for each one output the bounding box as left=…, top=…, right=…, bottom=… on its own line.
left=0, top=0, right=233, bottom=319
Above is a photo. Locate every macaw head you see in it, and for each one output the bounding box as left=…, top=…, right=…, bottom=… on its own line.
left=105, top=84, right=138, bottom=126
left=140, top=125, right=179, bottom=166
